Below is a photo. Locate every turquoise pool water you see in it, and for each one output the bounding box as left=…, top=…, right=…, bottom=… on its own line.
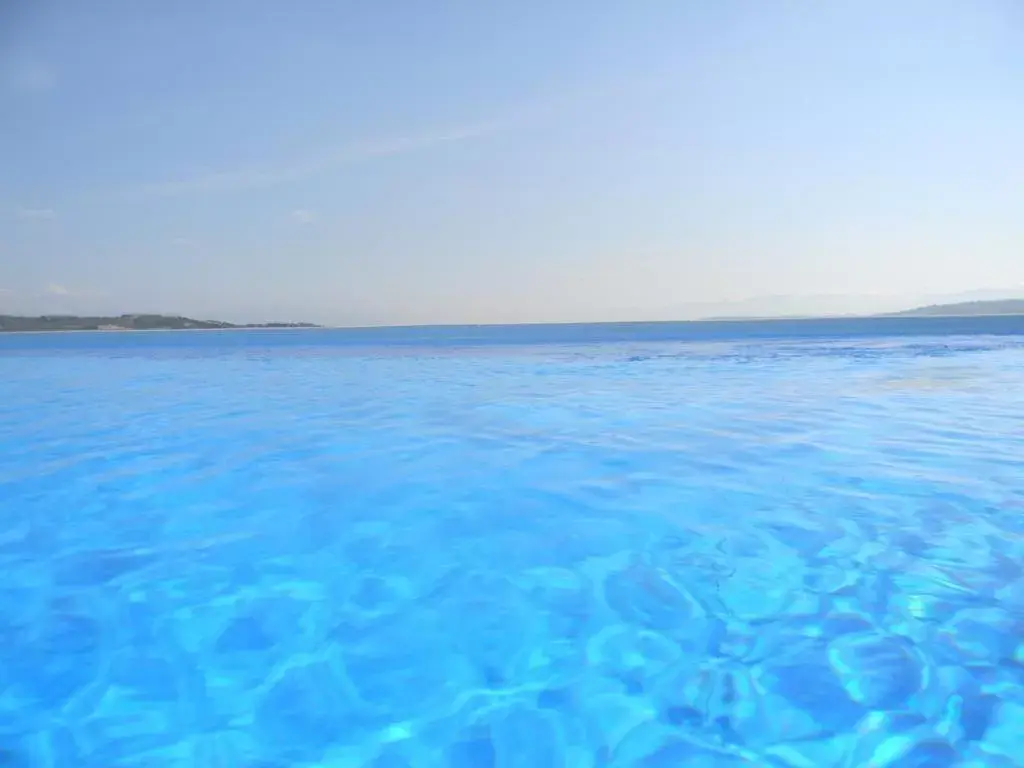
left=2, top=318, right=1024, bottom=766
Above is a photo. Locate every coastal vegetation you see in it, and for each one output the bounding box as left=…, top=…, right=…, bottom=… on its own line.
left=0, top=314, right=319, bottom=332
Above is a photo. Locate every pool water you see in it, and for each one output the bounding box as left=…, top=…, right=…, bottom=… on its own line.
left=2, top=320, right=1024, bottom=766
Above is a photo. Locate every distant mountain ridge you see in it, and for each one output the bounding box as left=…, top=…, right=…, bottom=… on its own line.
left=670, top=288, right=1024, bottom=322
left=0, top=314, right=319, bottom=332
left=2, top=299, right=1022, bottom=332
left=887, top=299, right=1024, bottom=317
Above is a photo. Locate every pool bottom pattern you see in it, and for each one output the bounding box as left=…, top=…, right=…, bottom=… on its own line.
left=1, top=333, right=1023, bottom=766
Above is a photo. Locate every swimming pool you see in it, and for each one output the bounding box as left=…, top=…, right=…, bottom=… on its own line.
left=2, top=320, right=1023, bottom=766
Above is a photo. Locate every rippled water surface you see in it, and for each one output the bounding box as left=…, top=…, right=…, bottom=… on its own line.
left=2, top=319, right=1024, bottom=767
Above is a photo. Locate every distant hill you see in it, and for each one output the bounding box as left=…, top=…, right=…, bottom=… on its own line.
left=0, top=314, right=320, bottom=332
left=701, top=313, right=858, bottom=321
left=887, top=299, right=1024, bottom=317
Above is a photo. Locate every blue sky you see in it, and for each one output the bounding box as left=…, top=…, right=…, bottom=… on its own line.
left=2, top=1, right=1022, bottom=324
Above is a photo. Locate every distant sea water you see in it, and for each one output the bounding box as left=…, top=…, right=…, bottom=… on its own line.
left=1, top=316, right=1024, bottom=766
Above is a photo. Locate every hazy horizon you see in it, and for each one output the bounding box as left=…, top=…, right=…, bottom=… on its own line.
left=5, top=286, right=1024, bottom=329
left=3, top=1, right=1023, bottom=325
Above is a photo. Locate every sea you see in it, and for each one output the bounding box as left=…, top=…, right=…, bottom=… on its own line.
left=1, top=316, right=1023, bottom=767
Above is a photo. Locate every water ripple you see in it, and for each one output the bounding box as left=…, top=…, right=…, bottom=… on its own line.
left=1, top=328, right=1024, bottom=765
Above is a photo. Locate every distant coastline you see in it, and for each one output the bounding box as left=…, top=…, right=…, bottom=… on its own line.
left=0, top=314, right=320, bottom=333
left=702, top=298, right=1024, bottom=322
left=2, top=298, right=1022, bottom=333
left=880, top=298, right=1024, bottom=318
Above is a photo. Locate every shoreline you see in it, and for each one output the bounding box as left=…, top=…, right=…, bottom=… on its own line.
left=0, top=326, right=326, bottom=336
left=2, top=313, right=1024, bottom=336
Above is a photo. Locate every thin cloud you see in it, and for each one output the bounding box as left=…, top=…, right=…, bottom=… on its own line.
left=34, top=283, right=108, bottom=300
left=15, top=207, right=56, bottom=220
left=291, top=209, right=317, bottom=224
left=137, top=120, right=502, bottom=197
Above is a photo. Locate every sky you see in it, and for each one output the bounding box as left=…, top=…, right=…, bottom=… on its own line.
left=2, top=1, right=1023, bottom=325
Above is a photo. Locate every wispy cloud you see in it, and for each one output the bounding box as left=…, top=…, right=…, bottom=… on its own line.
left=291, top=209, right=317, bottom=224
left=33, top=283, right=108, bottom=301
left=15, top=207, right=56, bottom=220
left=137, top=120, right=501, bottom=197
